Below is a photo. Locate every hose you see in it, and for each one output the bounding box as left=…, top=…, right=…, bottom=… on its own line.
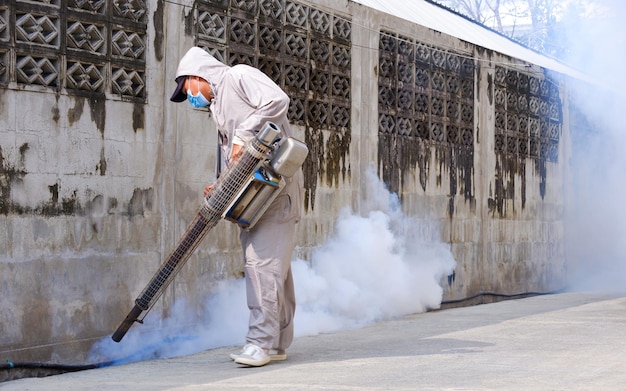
left=440, top=289, right=564, bottom=306
left=1, top=360, right=110, bottom=371
left=1, top=334, right=199, bottom=380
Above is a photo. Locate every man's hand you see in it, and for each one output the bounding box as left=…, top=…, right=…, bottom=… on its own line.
left=205, top=144, right=243, bottom=198
left=204, top=182, right=216, bottom=197
left=231, top=143, right=244, bottom=164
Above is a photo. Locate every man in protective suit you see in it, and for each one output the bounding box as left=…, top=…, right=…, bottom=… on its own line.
left=170, top=47, right=304, bottom=367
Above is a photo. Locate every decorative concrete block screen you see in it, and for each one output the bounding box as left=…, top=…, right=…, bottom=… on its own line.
left=193, top=0, right=351, bottom=132
left=378, top=32, right=475, bottom=145
left=0, top=0, right=148, bottom=100
left=377, top=31, right=475, bottom=198
left=494, top=66, right=562, bottom=162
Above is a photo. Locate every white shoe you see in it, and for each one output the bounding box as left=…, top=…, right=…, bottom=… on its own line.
left=230, top=346, right=286, bottom=361
left=234, top=344, right=270, bottom=367
left=229, top=344, right=252, bottom=361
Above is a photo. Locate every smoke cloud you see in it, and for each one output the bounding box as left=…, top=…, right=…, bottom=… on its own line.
left=88, top=169, right=455, bottom=365
left=561, top=1, right=626, bottom=293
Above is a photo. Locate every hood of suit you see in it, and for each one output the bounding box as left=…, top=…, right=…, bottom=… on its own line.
left=174, top=47, right=229, bottom=98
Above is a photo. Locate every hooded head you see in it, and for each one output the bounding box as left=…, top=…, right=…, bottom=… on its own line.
left=170, top=47, right=230, bottom=102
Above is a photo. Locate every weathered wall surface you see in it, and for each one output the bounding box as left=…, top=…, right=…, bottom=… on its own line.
left=353, top=4, right=566, bottom=303
left=0, top=0, right=566, bottom=364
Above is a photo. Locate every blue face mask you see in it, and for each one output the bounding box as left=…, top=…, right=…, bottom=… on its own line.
left=187, top=90, right=211, bottom=108
left=187, top=78, right=211, bottom=108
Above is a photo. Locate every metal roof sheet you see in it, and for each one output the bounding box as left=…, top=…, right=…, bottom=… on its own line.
left=351, top=0, right=587, bottom=80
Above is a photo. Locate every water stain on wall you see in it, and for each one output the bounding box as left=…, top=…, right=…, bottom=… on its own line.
left=153, top=0, right=165, bottom=62
left=303, top=126, right=324, bottom=212
left=133, top=103, right=145, bottom=132
left=95, top=149, right=107, bottom=176
left=61, top=191, right=81, bottom=215
left=39, top=185, right=80, bottom=216
left=487, top=70, right=494, bottom=105
left=87, top=96, right=106, bottom=134
left=127, top=187, right=155, bottom=217
left=378, top=133, right=429, bottom=194
left=51, top=96, right=61, bottom=123
left=0, top=145, right=28, bottom=214
left=535, top=158, right=547, bottom=200
left=488, top=152, right=551, bottom=218
left=438, top=145, right=475, bottom=217
left=302, top=125, right=351, bottom=211
left=68, top=97, right=85, bottom=126
left=489, top=154, right=521, bottom=217
left=488, top=67, right=560, bottom=217
left=184, top=6, right=195, bottom=37
left=324, top=128, right=351, bottom=188
left=86, top=97, right=107, bottom=176
left=378, top=134, right=475, bottom=218
left=1, top=142, right=153, bottom=219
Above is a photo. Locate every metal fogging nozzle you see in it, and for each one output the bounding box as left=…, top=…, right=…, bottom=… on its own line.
left=256, top=122, right=281, bottom=147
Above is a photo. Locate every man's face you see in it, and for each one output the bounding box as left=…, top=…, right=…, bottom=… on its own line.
left=184, top=76, right=213, bottom=100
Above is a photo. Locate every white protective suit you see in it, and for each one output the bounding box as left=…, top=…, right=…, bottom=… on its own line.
left=174, top=47, right=304, bottom=351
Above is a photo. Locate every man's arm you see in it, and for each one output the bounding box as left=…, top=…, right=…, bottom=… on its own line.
left=204, top=143, right=244, bottom=197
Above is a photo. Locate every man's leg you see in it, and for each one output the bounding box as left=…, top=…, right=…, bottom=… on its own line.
left=237, top=195, right=296, bottom=364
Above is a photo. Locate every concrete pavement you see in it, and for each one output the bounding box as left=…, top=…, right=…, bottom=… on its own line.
left=3, top=291, right=626, bottom=390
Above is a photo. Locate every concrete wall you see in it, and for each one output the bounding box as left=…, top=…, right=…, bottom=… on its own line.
left=0, top=0, right=567, bottom=364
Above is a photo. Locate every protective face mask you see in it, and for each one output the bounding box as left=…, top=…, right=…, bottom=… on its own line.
left=187, top=78, right=211, bottom=108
